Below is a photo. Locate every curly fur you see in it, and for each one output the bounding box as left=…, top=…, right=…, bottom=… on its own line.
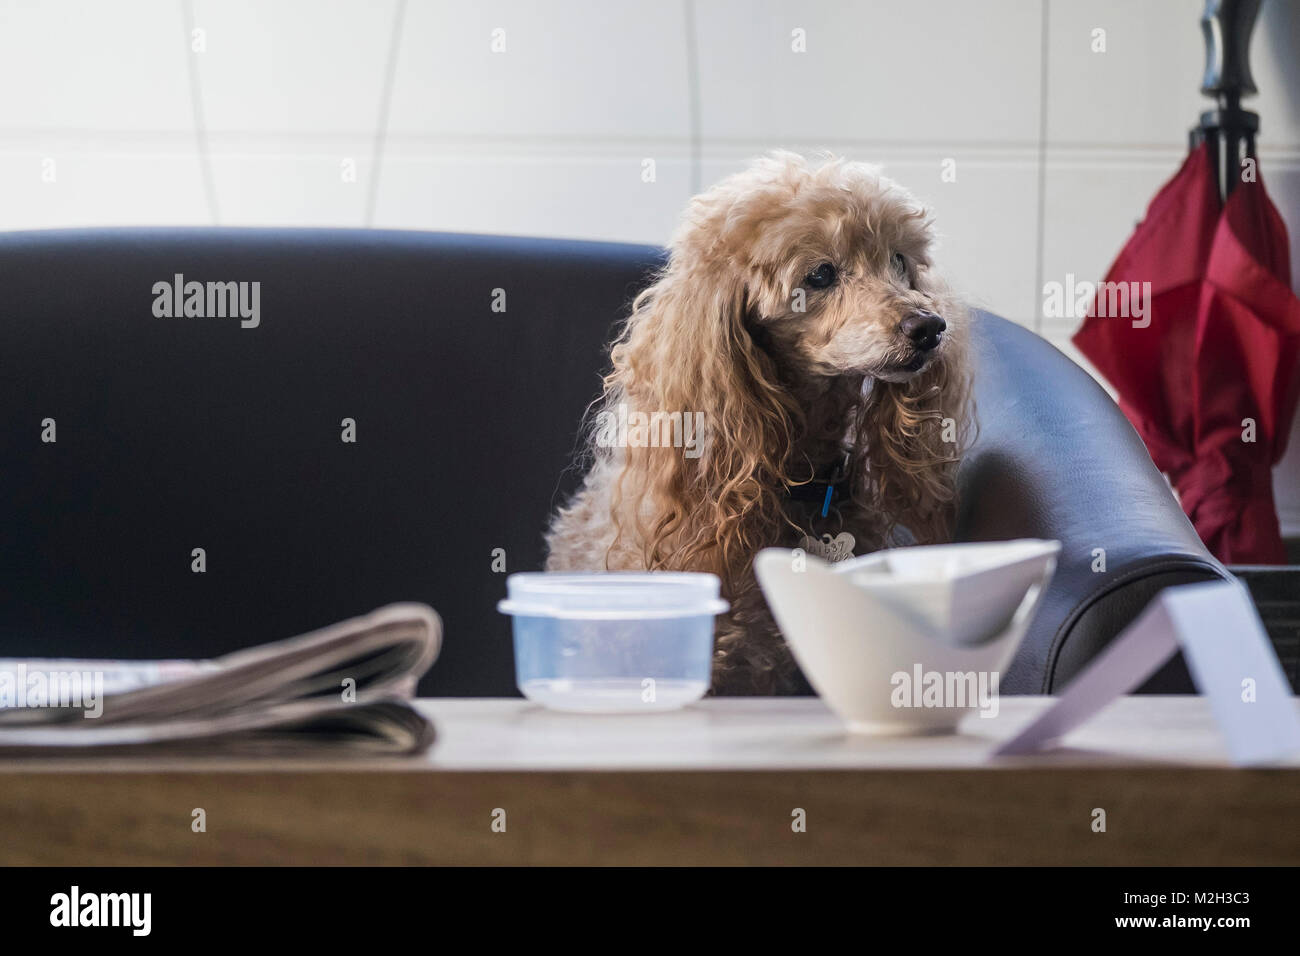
left=546, top=152, right=974, bottom=694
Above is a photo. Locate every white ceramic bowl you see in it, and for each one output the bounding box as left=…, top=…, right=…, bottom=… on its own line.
left=755, top=540, right=1059, bottom=734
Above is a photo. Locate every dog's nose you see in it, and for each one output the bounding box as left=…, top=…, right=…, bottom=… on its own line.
left=898, top=310, right=946, bottom=352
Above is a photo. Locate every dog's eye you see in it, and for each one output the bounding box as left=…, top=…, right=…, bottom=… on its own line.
left=804, top=263, right=838, bottom=289
left=891, top=252, right=908, bottom=279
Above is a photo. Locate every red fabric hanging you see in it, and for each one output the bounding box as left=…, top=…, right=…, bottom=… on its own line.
left=1074, top=142, right=1300, bottom=563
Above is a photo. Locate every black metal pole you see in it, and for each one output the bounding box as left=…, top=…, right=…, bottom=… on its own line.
left=1195, top=0, right=1262, bottom=200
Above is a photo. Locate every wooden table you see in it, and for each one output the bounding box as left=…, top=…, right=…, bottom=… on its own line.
left=2, top=696, right=1298, bottom=865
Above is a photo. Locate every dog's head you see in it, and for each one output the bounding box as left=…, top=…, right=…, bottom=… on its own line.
left=669, top=151, right=959, bottom=386
left=601, top=152, right=972, bottom=622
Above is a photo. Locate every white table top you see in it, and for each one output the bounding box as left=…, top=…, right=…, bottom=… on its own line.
left=414, top=695, right=1300, bottom=771
left=3, top=696, right=1296, bottom=772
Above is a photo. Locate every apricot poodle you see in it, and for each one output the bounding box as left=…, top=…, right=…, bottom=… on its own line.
left=546, top=151, right=974, bottom=694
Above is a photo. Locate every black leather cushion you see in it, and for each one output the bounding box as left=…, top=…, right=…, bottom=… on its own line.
left=0, top=229, right=1227, bottom=696
left=957, top=311, right=1230, bottom=692
left=0, top=228, right=662, bottom=696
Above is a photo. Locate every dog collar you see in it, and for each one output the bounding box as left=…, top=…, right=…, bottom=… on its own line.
left=785, top=452, right=851, bottom=518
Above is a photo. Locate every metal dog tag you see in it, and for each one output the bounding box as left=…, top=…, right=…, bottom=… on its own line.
left=798, top=532, right=856, bottom=563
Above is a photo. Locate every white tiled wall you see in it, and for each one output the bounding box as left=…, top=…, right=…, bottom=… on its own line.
left=0, top=0, right=1297, bottom=533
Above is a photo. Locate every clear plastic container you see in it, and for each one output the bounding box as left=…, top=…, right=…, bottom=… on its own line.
left=497, top=572, right=728, bottom=712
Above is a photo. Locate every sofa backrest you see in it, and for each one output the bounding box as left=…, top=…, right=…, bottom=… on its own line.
left=959, top=311, right=1229, bottom=692
left=0, top=228, right=661, bottom=695
left=0, top=228, right=1227, bottom=695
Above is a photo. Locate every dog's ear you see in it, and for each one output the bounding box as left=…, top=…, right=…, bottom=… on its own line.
left=857, top=300, right=974, bottom=544
left=600, top=262, right=800, bottom=582
left=612, top=262, right=795, bottom=457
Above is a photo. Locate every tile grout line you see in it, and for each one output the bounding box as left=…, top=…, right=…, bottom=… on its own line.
left=684, top=0, right=703, bottom=196
left=181, top=0, right=219, bottom=225
left=365, top=0, right=408, bottom=228
left=6, top=132, right=1300, bottom=165
left=1032, top=0, right=1050, bottom=336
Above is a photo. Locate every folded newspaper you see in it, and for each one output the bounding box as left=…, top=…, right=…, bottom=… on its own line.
left=0, top=603, right=441, bottom=756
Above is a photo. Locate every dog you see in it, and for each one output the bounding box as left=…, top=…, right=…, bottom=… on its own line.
left=545, top=152, right=974, bottom=694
